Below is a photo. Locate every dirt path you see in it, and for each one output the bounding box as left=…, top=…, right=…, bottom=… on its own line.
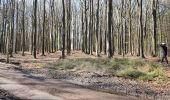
left=0, top=63, right=139, bottom=100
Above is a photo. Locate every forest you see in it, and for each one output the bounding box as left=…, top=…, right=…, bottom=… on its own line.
left=0, top=0, right=170, bottom=100
left=0, top=0, right=169, bottom=60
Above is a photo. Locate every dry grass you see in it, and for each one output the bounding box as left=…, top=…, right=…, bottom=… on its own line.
left=0, top=51, right=169, bottom=83
left=47, top=58, right=169, bottom=82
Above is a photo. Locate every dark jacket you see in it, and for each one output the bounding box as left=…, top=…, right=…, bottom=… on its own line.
left=160, top=45, right=168, bottom=57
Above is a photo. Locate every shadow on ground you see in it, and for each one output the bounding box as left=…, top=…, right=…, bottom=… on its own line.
left=0, top=89, right=21, bottom=100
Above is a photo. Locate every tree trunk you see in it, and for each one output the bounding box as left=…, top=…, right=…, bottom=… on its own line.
left=33, top=0, right=37, bottom=58
left=81, top=8, right=84, bottom=52
left=22, top=0, right=25, bottom=56
left=62, top=0, right=65, bottom=58
left=107, top=0, right=113, bottom=58
left=138, top=0, right=145, bottom=58
left=104, top=0, right=107, bottom=55
left=128, top=0, right=132, bottom=55
left=96, top=0, right=99, bottom=57
left=67, top=0, right=71, bottom=55
left=10, top=0, right=15, bottom=57
left=152, top=0, right=158, bottom=57
left=85, top=0, right=88, bottom=54
left=6, top=22, right=10, bottom=63
left=42, top=0, right=46, bottom=56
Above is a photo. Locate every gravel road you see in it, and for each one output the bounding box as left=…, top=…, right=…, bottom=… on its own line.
left=0, top=63, right=139, bottom=100
left=12, top=64, right=170, bottom=100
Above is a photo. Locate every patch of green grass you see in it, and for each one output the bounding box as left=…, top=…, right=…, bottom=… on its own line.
left=117, top=68, right=146, bottom=79
left=49, top=59, right=79, bottom=70
left=130, top=59, right=146, bottom=67
left=48, top=58, right=168, bottom=82
left=114, top=58, right=130, bottom=65
left=139, top=68, right=163, bottom=81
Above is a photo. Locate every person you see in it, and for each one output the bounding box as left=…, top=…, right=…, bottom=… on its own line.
left=160, top=43, right=168, bottom=64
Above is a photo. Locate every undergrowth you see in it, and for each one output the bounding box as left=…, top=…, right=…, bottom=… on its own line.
left=47, top=58, right=168, bottom=82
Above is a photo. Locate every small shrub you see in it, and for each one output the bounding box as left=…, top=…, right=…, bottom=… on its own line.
left=139, top=75, right=154, bottom=81
left=117, top=68, right=145, bottom=79
left=131, top=59, right=146, bottom=67
left=139, top=68, right=168, bottom=81
left=111, top=64, right=121, bottom=70
left=148, top=69, right=163, bottom=78
left=149, top=62, right=159, bottom=69
left=114, top=58, right=130, bottom=65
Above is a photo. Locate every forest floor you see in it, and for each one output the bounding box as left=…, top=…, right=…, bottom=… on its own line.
left=0, top=51, right=170, bottom=100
